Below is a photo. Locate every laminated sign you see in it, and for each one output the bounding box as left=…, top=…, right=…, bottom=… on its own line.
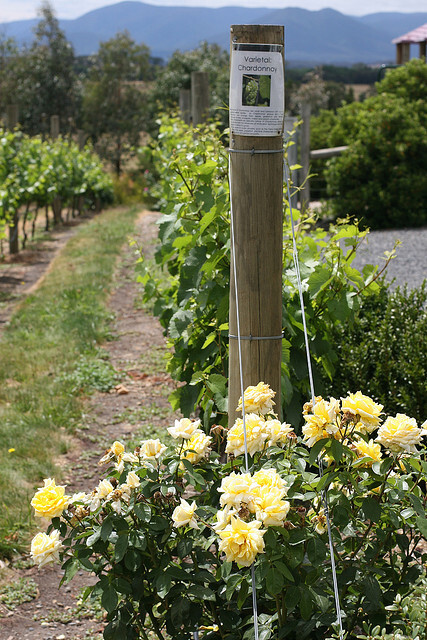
left=230, top=43, right=284, bottom=137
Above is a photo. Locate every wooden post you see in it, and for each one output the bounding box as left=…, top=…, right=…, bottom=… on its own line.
left=50, top=114, right=60, bottom=139
left=191, top=71, right=209, bottom=125
left=419, top=41, right=426, bottom=60
left=300, top=102, right=311, bottom=209
left=6, top=104, right=18, bottom=130
left=397, top=42, right=410, bottom=64
left=77, top=129, right=86, bottom=150
left=284, top=116, right=298, bottom=211
left=228, top=24, right=284, bottom=425
left=179, top=89, right=191, bottom=125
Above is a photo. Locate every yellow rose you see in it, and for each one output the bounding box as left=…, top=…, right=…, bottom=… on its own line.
left=237, top=382, right=276, bottom=415
left=168, top=418, right=202, bottom=440
left=218, top=516, right=266, bottom=566
left=252, top=467, right=286, bottom=493
left=226, top=414, right=268, bottom=457
left=302, top=397, right=340, bottom=447
left=307, top=507, right=328, bottom=535
left=126, top=471, right=140, bottom=488
left=172, top=498, right=199, bottom=529
left=31, top=478, right=69, bottom=519
left=180, top=432, right=212, bottom=464
left=140, top=439, right=167, bottom=460
left=341, top=391, right=383, bottom=433
left=354, top=439, right=382, bottom=466
left=218, top=472, right=255, bottom=510
left=31, top=530, right=63, bottom=568
left=376, top=413, right=425, bottom=454
left=254, top=487, right=290, bottom=527
left=213, top=506, right=237, bottom=531
left=99, top=440, right=125, bottom=465
left=264, top=419, right=293, bottom=448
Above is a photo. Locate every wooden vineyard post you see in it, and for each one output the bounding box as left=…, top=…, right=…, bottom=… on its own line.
left=179, top=89, right=191, bottom=125
left=191, top=71, right=209, bottom=125
left=50, top=115, right=60, bottom=139
left=228, top=24, right=284, bottom=424
left=300, top=101, right=311, bottom=209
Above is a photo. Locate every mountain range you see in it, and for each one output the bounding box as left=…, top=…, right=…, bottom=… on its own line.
left=1, top=1, right=427, bottom=65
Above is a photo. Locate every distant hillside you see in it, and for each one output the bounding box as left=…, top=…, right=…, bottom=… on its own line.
left=1, top=1, right=426, bottom=64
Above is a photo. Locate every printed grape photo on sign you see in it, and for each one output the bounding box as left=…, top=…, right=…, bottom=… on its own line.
left=242, top=74, right=271, bottom=107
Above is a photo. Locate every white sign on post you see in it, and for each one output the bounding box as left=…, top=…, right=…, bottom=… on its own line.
left=230, top=43, right=284, bottom=137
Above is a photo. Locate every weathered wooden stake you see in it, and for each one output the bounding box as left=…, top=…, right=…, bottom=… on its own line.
left=300, top=102, right=311, bottom=209
left=179, top=89, right=191, bottom=125
left=50, top=114, right=60, bottom=139
left=228, top=24, right=284, bottom=424
left=191, top=71, right=209, bottom=125
left=6, top=104, right=19, bottom=130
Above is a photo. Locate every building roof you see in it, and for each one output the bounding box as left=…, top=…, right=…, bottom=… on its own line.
left=392, top=23, right=427, bottom=44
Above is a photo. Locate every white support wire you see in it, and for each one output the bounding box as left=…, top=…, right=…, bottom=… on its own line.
left=228, top=156, right=260, bottom=640
left=284, top=166, right=344, bottom=640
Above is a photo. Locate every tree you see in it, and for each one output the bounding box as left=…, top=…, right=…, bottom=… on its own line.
left=147, top=42, right=229, bottom=132
left=324, top=59, right=427, bottom=229
left=10, top=1, right=79, bottom=135
left=82, top=31, right=151, bottom=175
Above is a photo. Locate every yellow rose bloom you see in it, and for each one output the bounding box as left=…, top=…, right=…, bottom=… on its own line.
left=236, top=382, right=276, bottom=415
left=302, top=397, right=340, bottom=447
left=341, top=391, right=383, bottom=433
left=218, top=516, right=266, bottom=566
left=252, top=467, right=286, bottom=493
left=31, top=478, right=69, bottom=519
left=168, top=418, right=202, bottom=440
left=376, top=413, right=426, bottom=454
left=140, top=439, right=167, bottom=460
left=302, top=398, right=340, bottom=447
left=99, top=440, right=125, bottom=465
left=172, top=498, right=199, bottom=529
left=213, top=506, right=237, bottom=531
left=264, top=419, right=293, bottom=448
left=354, top=439, right=382, bottom=466
left=254, top=487, right=290, bottom=527
left=180, top=432, right=212, bottom=464
left=31, top=530, right=63, bottom=568
left=218, top=472, right=255, bottom=510
left=126, top=471, right=141, bottom=488
left=307, top=507, right=328, bottom=535
left=226, top=413, right=268, bottom=457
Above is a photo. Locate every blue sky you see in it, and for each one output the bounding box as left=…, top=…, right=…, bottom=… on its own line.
left=1, top=0, right=426, bottom=22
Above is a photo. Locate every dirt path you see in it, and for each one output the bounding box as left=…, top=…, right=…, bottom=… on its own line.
left=0, top=209, right=177, bottom=640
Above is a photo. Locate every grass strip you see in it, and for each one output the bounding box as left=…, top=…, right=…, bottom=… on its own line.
left=0, top=206, right=139, bottom=556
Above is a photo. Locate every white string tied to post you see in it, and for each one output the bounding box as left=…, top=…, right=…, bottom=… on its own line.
left=284, top=165, right=344, bottom=640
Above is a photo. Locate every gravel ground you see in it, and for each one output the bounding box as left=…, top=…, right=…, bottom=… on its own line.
left=352, top=226, right=427, bottom=290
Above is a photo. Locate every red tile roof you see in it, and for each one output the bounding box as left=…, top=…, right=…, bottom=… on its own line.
left=392, top=23, right=427, bottom=44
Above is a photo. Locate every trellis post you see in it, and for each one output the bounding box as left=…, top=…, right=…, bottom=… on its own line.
left=228, top=24, right=284, bottom=424
left=300, top=101, right=311, bottom=209
left=179, top=89, right=191, bottom=125
left=191, top=71, right=209, bottom=125
left=50, top=115, right=60, bottom=139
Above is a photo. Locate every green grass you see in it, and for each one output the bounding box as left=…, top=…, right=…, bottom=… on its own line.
left=0, top=206, right=139, bottom=556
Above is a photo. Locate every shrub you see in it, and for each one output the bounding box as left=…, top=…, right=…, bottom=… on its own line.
left=310, top=60, right=427, bottom=229
left=321, top=283, right=427, bottom=424
left=30, top=383, right=427, bottom=640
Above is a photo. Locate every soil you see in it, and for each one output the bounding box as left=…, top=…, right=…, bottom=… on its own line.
left=0, top=209, right=176, bottom=640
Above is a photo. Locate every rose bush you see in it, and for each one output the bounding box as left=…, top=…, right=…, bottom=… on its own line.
left=30, top=384, right=427, bottom=640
